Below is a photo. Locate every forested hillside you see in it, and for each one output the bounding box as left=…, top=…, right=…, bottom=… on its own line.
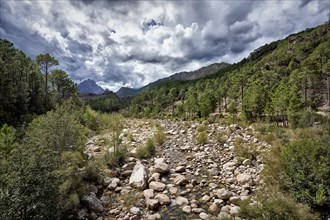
left=0, top=39, right=76, bottom=126
left=128, top=22, right=330, bottom=127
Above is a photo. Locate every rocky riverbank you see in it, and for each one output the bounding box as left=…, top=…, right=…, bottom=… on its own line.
left=80, top=119, right=270, bottom=220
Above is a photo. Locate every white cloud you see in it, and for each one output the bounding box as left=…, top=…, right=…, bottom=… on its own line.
left=1, top=0, right=328, bottom=91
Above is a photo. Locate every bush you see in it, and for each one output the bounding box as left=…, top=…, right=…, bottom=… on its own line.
left=214, top=131, right=227, bottom=145
left=196, top=130, right=208, bottom=145
left=137, top=138, right=155, bottom=159
left=154, top=125, right=166, bottom=146
left=281, top=139, right=330, bottom=207
left=239, top=191, right=320, bottom=220
left=234, top=141, right=259, bottom=161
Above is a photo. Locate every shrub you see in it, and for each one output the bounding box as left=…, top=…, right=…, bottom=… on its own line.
left=239, top=191, right=320, bottom=220
left=234, top=142, right=259, bottom=161
left=214, top=131, right=227, bottom=145
left=137, top=138, right=155, bottom=159
left=154, top=126, right=166, bottom=146
left=196, top=130, right=208, bottom=145
left=0, top=124, right=16, bottom=155
left=281, top=139, right=330, bottom=207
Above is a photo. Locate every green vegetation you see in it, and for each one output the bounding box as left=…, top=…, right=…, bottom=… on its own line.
left=137, top=138, right=155, bottom=159
left=0, top=101, right=89, bottom=219
left=0, top=39, right=76, bottom=126
left=239, top=191, right=320, bottom=220
left=154, top=124, right=166, bottom=146
left=195, top=125, right=208, bottom=145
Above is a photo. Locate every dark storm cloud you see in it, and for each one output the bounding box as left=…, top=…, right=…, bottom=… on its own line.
left=1, top=0, right=328, bottom=91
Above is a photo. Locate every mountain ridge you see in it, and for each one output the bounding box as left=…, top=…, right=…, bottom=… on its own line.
left=116, top=62, right=230, bottom=98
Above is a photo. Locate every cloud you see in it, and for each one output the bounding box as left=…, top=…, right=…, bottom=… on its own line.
left=0, top=0, right=328, bottom=91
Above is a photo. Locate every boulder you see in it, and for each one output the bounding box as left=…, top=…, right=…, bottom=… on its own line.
left=82, top=193, right=104, bottom=213
left=154, top=162, right=170, bottom=174
left=218, top=212, right=231, bottom=220
left=130, top=206, right=141, bottom=215
left=182, top=205, right=191, bottom=213
left=149, top=181, right=166, bottom=191
left=143, top=189, right=155, bottom=199
left=216, top=188, right=233, bottom=200
left=129, top=161, right=148, bottom=189
left=155, top=194, right=171, bottom=205
left=176, top=196, right=189, bottom=206
left=174, top=174, right=189, bottom=186
left=208, top=203, right=219, bottom=214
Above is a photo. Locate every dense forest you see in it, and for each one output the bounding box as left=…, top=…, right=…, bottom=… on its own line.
left=0, top=22, right=330, bottom=220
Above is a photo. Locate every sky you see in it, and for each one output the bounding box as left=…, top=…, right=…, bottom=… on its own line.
left=0, top=0, right=329, bottom=91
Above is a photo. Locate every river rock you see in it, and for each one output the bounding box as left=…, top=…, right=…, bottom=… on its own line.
left=143, top=189, right=154, bottom=199
left=174, top=174, right=189, bottom=186
left=237, top=173, right=252, bottom=185
left=146, top=199, right=159, bottom=210
left=130, top=207, right=141, bottom=215
left=149, top=181, right=166, bottom=191
left=216, top=188, right=233, bottom=200
left=154, top=162, right=170, bottom=174
left=182, top=205, right=191, bottom=213
left=108, top=178, right=120, bottom=190
left=199, top=212, right=209, bottom=220
left=176, top=196, right=189, bottom=206
left=82, top=193, right=104, bottom=213
left=218, top=212, right=231, bottom=220
left=155, top=194, right=171, bottom=205
left=175, top=166, right=186, bottom=173
left=129, top=161, right=148, bottom=189
left=230, top=206, right=241, bottom=215
left=208, top=203, right=219, bottom=214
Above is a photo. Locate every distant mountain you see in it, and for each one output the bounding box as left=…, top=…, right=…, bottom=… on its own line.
left=167, top=62, right=230, bottom=81
left=116, top=62, right=229, bottom=98
left=78, top=79, right=105, bottom=94
left=116, top=87, right=140, bottom=98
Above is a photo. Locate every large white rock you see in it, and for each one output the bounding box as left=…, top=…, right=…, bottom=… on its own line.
left=129, top=161, right=148, bottom=189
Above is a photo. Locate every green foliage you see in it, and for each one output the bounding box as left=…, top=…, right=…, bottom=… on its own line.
left=213, top=131, right=227, bottom=145
left=0, top=100, right=90, bottom=219
left=239, top=191, right=320, bottom=220
left=196, top=131, right=208, bottom=145
left=25, top=101, right=87, bottom=153
left=49, top=69, right=76, bottom=100
left=0, top=124, right=16, bottom=155
left=281, top=139, right=330, bottom=207
left=86, top=92, right=122, bottom=112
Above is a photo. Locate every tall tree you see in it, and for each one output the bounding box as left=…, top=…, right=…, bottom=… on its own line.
left=49, top=69, right=76, bottom=99
left=36, top=54, right=59, bottom=105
